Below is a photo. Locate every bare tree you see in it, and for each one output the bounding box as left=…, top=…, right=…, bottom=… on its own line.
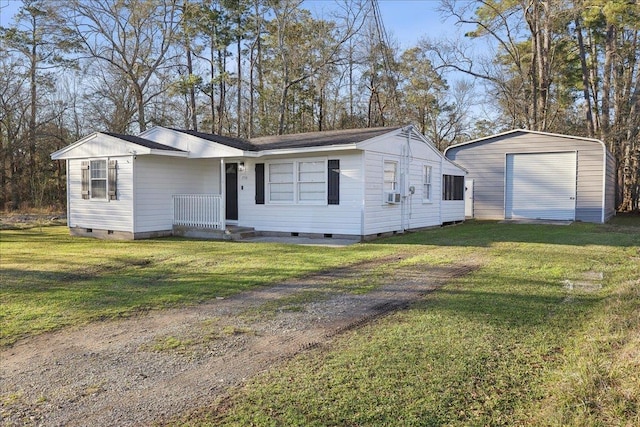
left=67, top=0, right=179, bottom=132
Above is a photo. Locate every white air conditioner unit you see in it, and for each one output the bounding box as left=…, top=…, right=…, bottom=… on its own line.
left=385, top=192, right=401, bottom=204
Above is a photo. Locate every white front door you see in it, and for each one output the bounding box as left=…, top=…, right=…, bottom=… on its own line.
left=505, top=152, right=577, bottom=221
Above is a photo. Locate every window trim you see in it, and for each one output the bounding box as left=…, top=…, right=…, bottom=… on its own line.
left=383, top=159, right=398, bottom=191
left=423, top=165, right=433, bottom=203
left=266, top=158, right=328, bottom=205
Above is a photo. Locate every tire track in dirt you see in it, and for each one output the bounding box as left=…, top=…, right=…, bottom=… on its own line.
left=0, top=255, right=481, bottom=427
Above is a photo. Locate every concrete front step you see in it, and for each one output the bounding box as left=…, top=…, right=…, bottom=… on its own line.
left=173, top=225, right=256, bottom=240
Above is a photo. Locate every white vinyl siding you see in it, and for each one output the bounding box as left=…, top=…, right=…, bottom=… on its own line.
left=238, top=153, right=361, bottom=235
left=362, top=133, right=464, bottom=235
left=67, top=156, right=133, bottom=232
left=134, top=156, right=219, bottom=233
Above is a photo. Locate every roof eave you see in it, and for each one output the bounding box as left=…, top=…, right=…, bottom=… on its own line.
left=444, top=129, right=606, bottom=154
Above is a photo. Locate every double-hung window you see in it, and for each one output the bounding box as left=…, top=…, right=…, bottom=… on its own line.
left=268, top=162, right=294, bottom=202
left=298, top=160, right=325, bottom=202
left=423, top=165, right=432, bottom=202
left=267, top=159, right=327, bottom=204
left=383, top=160, right=398, bottom=192
left=90, top=160, right=107, bottom=199
left=81, top=159, right=117, bottom=200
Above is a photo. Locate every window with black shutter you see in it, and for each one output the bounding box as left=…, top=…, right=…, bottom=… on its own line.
left=328, top=159, right=340, bottom=205
left=255, top=163, right=265, bottom=204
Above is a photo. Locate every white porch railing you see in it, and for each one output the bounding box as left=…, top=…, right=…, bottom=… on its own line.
left=173, top=194, right=224, bottom=229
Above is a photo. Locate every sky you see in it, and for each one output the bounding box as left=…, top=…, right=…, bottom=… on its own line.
left=1, top=0, right=463, bottom=48
left=307, top=0, right=460, bottom=49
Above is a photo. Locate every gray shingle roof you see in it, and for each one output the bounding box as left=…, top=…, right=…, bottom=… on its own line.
left=170, top=129, right=256, bottom=151
left=249, top=127, right=401, bottom=150
left=104, top=132, right=185, bottom=152
left=107, top=126, right=402, bottom=155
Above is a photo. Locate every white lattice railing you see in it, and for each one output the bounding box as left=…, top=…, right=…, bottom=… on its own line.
left=173, top=194, right=224, bottom=229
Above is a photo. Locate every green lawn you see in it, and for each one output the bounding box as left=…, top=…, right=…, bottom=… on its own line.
left=184, top=220, right=639, bottom=426
left=0, top=226, right=403, bottom=347
left=1, top=219, right=639, bottom=426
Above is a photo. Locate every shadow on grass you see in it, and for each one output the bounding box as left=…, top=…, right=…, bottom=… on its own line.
left=423, top=287, right=603, bottom=329
left=375, top=220, right=640, bottom=248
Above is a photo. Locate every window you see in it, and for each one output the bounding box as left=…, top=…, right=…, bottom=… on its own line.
left=81, top=159, right=117, bottom=200
left=423, top=165, right=432, bottom=202
left=266, top=159, right=328, bottom=204
left=268, top=162, right=294, bottom=202
left=91, top=160, right=107, bottom=199
left=384, top=160, right=398, bottom=192
left=442, top=175, right=464, bottom=200
left=298, top=161, right=325, bottom=201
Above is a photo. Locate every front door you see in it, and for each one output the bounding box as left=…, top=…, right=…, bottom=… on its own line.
left=225, top=163, right=238, bottom=221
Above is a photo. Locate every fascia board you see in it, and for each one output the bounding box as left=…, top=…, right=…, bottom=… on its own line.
left=249, top=144, right=359, bottom=157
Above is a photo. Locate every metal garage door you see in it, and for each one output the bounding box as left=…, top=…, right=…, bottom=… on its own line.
left=505, top=152, right=577, bottom=221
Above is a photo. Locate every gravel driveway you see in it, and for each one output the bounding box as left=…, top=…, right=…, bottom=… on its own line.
left=1, top=255, right=479, bottom=426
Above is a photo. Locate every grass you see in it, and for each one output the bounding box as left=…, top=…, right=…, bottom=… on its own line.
left=0, top=226, right=405, bottom=347
left=1, top=219, right=639, bottom=425
left=175, top=219, right=639, bottom=426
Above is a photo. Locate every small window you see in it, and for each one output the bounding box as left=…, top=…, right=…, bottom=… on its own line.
left=90, top=160, right=107, bottom=199
left=442, top=174, right=464, bottom=201
left=384, top=161, right=398, bottom=192
left=423, top=165, right=432, bottom=202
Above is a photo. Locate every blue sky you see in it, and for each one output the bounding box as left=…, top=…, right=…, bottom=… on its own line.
left=307, top=0, right=459, bottom=49
left=1, top=0, right=460, bottom=47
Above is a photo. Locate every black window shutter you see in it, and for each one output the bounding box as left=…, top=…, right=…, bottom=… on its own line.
left=81, top=161, right=90, bottom=199
left=108, top=160, right=118, bottom=200
left=328, top=159, right=340, bottom=205
left=255, top=163, right=265, bottom=204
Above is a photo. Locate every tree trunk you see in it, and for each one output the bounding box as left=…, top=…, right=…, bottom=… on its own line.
left=135, top=85, right=146, bottom=132
left=575, top=17, right=594, bottom=138
left=186, top=46, right=198, bottom=131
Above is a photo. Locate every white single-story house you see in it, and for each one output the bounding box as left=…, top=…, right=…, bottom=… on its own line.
left=51, top=125, right=467, bottom=240
left=444, top=129, right=616, bottom=223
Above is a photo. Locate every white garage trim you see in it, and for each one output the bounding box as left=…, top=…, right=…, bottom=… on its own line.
left=505, top=152, right=577, bottom=221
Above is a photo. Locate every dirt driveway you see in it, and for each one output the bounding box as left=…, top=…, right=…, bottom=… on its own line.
left=1, top=255, right=479, bottom=426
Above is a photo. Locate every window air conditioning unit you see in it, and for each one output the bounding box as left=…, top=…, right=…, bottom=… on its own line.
left=385, top=192, right=401, bottom=204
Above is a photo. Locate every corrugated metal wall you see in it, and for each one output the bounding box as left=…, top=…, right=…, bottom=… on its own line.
left=445, top=131, right=612, bottom=223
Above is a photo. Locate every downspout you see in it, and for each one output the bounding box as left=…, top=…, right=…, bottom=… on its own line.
left=66, top=159, right=71, bottom=227
left=439, top=150, right=443, bottom=225
left=360, top=151, right=366, bottom=239
left=131, top=155, right=136, bottom=235
left=400, top=142, right=406, bottom=232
